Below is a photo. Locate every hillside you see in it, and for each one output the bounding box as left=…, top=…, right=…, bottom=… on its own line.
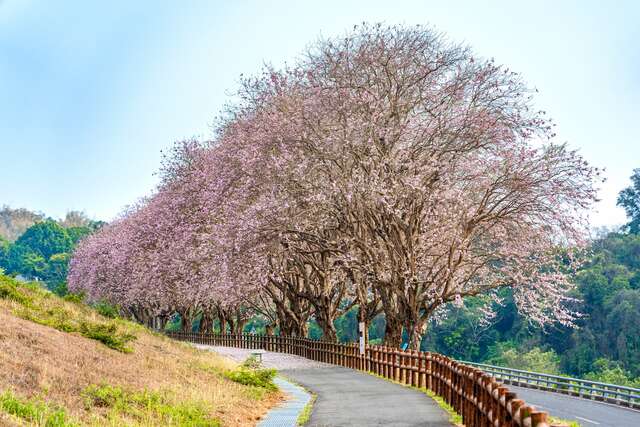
left=0, top=274, right=280, bottom=426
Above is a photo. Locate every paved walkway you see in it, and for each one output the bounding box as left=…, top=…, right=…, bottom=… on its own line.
left=198, top=345, right=451, bottom=426
left=281, top=366, right=450, bottom=427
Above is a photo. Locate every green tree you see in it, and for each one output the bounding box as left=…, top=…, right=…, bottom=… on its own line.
left=617, top=168, right=640, bottom=234
left=0, top=235, right=9, bottom=271
left=5, top=221, right=72, bottom=283
left=14, top=220, right=72, bottom=260
left=66, top=226, right=93, bottom=245
left=603, top=289, right=640, bottom=376
left=487, top=345, right=561, bottom=375
left=45, top=253, right=70, bottom=289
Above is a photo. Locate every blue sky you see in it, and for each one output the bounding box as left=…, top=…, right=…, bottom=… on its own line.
left=1, top=1, right=638, bottom=227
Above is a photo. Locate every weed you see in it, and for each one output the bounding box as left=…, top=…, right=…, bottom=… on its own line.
left=549, top=416, right=581, bottom=427
left=0, top=279, right=32, bottom=306
left=296, top=394, right=316, bottom=426
left=241, top=354, right=262, bottom=369
left=82, top=384, right=220, bottom=426
left=0, top=390, right=76, bottom=427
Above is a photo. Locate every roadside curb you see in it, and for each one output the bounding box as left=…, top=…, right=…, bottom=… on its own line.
left=259, top=376, right=312, bottom=427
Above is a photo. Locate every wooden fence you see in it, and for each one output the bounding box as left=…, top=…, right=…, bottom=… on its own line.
left=166, top=332, right=563, bottom=427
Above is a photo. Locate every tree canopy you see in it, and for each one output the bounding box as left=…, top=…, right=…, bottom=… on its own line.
left=0, top=216, right=97, bottom=293
left=69, top=24, right=599, bottom=349
left=617, top=168, right=640, bottom=234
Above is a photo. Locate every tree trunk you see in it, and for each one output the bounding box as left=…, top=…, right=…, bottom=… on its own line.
left=357, top=304, right=370, bottom=344
left=179, top=311, right=192, bottom=332
left=219, top=317, right=227, bottom=334
left=158, top=314, right=168, bottom=331
left=407, top=319, right=426, bottom=351
left=265, top=323, right=275, bottom=335
left=234, top=319, right=247, bottom=335
left=384, top=315, right=403, bottom=348
left=200, top=311, right=214, bottom=333
left=316, top=316, right=338, bottom=342
left=292, top=321, right=308, bottom=338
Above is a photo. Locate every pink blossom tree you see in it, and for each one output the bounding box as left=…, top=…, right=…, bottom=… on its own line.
left=69, top=24, right=600, bottom=349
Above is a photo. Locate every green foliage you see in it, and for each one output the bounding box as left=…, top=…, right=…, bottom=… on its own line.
left=0, top=276, right=33, bottom=305
left=224, top=362, right=277, bottom=391
left=1, top=216, right=99, bottom=294
left=93, top=300, right=120, bottom=318
left=0, top=390, right=75, bottom=427
left=13, top=220, right=73, bottom=262
left=617, top=168, right=640, bottom=234
left=549, top=417, right=580, bottom=427
left=583, top=359, right=640, bottom=388
left=296, top=395, right=316, bottom=426
left=241, top=355, right=262, bottom=370
left=421, top=296, right=500, bottom=360
left=165, top=315, right=182, bottom=332
left=81, top=384, right=220, bottom=427
left=487, top=345, right=561, bottom=375
left=65, top=226, right=93, bottom=245
left=79, top=321, right=136, bottom=353
left=63, top=292, right=84, bottom=304
left=0, top=235, right=9, bottom=270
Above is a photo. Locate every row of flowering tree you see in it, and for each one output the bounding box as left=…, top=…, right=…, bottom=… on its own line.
left=69, top=24, right=600, bottom=349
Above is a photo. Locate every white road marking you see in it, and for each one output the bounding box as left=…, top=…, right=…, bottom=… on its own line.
left=575, top=416, right=601, bottom=425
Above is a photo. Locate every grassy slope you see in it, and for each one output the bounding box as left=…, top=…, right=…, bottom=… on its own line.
left=0, top=274, right=281, bottom=426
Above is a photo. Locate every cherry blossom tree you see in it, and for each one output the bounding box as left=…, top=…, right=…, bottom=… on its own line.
left=69, top=24, right=599, bottom=349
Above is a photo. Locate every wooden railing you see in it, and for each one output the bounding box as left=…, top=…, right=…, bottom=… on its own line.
left=462, top=361, right=640, bottom=409
left=166, top=332, right=568, bottom=427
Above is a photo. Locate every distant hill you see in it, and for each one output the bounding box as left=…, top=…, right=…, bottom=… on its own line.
left=0, top=206, right=43, bottom=242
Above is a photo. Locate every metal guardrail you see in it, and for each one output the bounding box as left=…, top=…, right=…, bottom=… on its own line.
left=166, top=332, right=565, bottom=427
left=461, top=361, right=640, bottom=410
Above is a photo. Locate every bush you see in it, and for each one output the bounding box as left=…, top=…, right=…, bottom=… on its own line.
left=93, top=300, right=120, bottom=319
left=0, top=278, right=32, bottom=306
left=225, top=367, right=277, bottom=390
left=79, top=321, right=136, bottom=353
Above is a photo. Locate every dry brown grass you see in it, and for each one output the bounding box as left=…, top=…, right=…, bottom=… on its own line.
left=0, top=280, right=281, bottom=426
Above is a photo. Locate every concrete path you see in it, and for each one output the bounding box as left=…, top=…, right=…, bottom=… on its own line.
left=198, top=345, right=451, bottom=427
left=512, top=385, right=640, bottom=427
left=281, top=366, right=451, bottom=427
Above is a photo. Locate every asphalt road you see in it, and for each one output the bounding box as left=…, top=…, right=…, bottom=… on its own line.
left=512, top=385, right=640, bottom=427
left=281, top=366, right=452, bottom=426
